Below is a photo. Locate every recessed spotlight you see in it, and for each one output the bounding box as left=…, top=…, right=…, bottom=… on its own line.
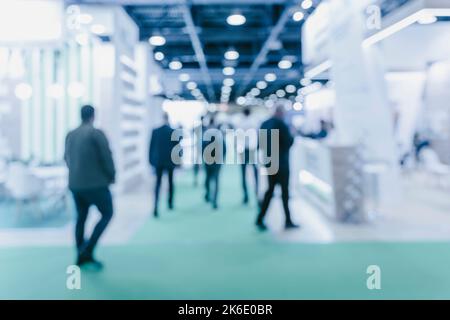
left=286, top=85, right=296, bottom=93
left=179, top=73, right=190, bottom=82
left=293, top=102, right=303, bottom=111
left=278, top=59, right=293, bottom=70
left=256, top=81, right=268, bottom=90
left=418, top=14, right=437, bottom=25
left=251, top=88, right=261, bottom=96
left=223, top=78, right=235, bottom=86
left=300, top=78, right=312, bottom=86
left=223, top=66, right=235, bottom=76
left=14, top=83, right=33, bottom=100
left=222, top=86, right=232, bottom=94
left=149, top=35, right=166, bottom=46
left=186, top=81, right=197, bottom=90
left=236, top=96, right=246, bottom=105
left=91, top=24, right=106, bottom=35
left=301, top=0, right=313, bottom=10
left=169, top=60, right=183, bottom=70
left=227, top=14, right=246, bottom=26
left=154, top=52, right=165, bottom=61
left=293, top=11, right=305, bottom=22
left=224, top=49, right=239, bottom=60
left=276, top=89, right=286, bottom=98
left=265, top=73, right=277, bottom=82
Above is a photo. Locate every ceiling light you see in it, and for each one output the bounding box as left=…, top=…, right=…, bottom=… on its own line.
left=251, top=88, right=261, bottom=96
left=418, top=14, right=437, bottom=24
left=179, top=73, right=190, bottom=82
left=256, top=81, right=268, bottom=90
left=169, top=60, right=183, bottom=70
left=301, top=0, right=313, bottom=10
left=278, top=59, right=293, bottom=70
left=265, top=73, right=277, bottom=82
left=276, top=89, right=286, bottom=98
left=223, top=78, right=235, bottom=87
left=191, top=89, right=201, bottom=96
left=286, top=85, right=296, bottom=93
left=223, top=66, right=235, bottom=76
left=78, top=13, right=93, bottom=24
left=91, top=24, right=106, bottom=35
left=236, top=96, right=246, bottom=105
left=154, top=52, right=165, bottom=61
left=186, top=81, right=197, bottom=90
left=224, top=49, right=239, bottom=60
left=227, top=14, right=246, bottom=26
left=293, top=11, right=305, bottom=22
left=300, top=78, right=312, bottom=86
left=293, top=102, right=303, bottom=111
left=149, top=35, right=166, bottom=46
left=222, top=86, right=232, bottom=94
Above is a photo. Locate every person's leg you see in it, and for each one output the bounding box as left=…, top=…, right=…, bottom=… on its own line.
left=82, top=188, right=114, bottom=261
left=252, top=163, right=259, bottom=202
left=212, top=166, right=220, bottom=209
left=167, top=168, right=174, bottom=210
left=204, top=165, right=211, bottom=202
left=72, top=191, right=90, bottom=252
left=280, top=170, right=298, bottom=229
left=256, top=174, right=277, bottom=228
left=193, top=163, right=199, bottom=187
left=241, top=163, right=249, bottom=204
left=154, top=167, right=163, bottom=216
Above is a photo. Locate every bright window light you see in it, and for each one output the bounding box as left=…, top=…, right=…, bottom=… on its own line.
left=227, top=14, right=246, bottom=26
left=223, top=66, right=235, bottom=76
left=14, top=82, right=32, bottom=100
left=149, top=35, right=166, bottom=46
left=169, top=61, right=183, bottom=70
left=224, top=49, right=239, bottom=60
left=264, top=73, right=277, bottom=82
left=47, top=83, right=64, bottom=99
left=67, top=82, right=86, bottom=99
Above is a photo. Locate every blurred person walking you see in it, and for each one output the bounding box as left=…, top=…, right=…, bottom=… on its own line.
left=256, top=104, right=299, bottom=231
left=192, top=115, right=205, bottom=187
left=236, top=108, right=259, bottom=205
left=65, top=105, right=115, bottom=269
left=149, top=113, right=181, bottom=218
left=202, top=115, right=226, bottom=210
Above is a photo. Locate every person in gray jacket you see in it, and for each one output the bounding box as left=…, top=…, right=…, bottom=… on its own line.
left=64, top=105, right=116, bottom=269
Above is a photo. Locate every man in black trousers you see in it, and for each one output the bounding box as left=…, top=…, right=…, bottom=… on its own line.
left=65, top=105, right=116, bottom=269
left=149, top=113, right=181, bottom=218
left=256, top=104, right=299, bottom=231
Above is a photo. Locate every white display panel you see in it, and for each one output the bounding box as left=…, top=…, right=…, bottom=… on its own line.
left=0, top=0, right=64, bottom=45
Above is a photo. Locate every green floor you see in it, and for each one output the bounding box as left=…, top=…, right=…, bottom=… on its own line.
left=2, top=166, right=450, bottom=299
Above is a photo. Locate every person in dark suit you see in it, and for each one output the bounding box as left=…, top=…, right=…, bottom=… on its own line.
left=64, top=105, right=116, bottom=269
left=202, top=115, right=226, bottom=210
left=149, top=113, right=181, bottom=218
left=256, top=104, right=299, bottom=231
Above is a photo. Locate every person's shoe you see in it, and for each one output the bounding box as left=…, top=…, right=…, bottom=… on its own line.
left=168, top=202, right=174, bottom=211
left=255, top=221, right=268, bottom=232
left=285, top=222, right=300, bottom=230
left=153, top=209, right=159, bottom=218
left=204, top=194, right=210, bottom=203
left=212, top=202, right=218, bottom=210
left=243, top=196, right=249, bottom=205
left=85, top=257, right=104, bottom=270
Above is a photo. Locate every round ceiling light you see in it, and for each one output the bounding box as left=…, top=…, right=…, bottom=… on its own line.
left=264, top=73, right=277, bottom=82
left=154, top=52, right=165, bottom=61
left=223, top=66, right=235, bottom=76
left=223, top=78, right=235, bottom=86
left=278, top=59, right=293, bottom=70
left=169, top=60, right=183, bottom=70
left=179, top=73, right=190, bottom=82
left=224, top=49, right=239, bottom=60
left=149, top=35, right=166, bottom=46
left=293, top=11, right=305, bottom=22
left=256, top=81, right=268, bottom=90
left=227, top=14, right=246, bottom=26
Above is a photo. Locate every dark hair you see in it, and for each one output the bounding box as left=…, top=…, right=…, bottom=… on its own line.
left=81, top=105, right=95, bottom=122
left=243, top=108, right=251, bottom=117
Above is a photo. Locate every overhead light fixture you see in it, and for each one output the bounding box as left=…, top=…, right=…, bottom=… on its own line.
left=154, top=52, right=165, bottom=61
left=293, top=102, right=303, bottom=111
left=305, top=59, right=332, bottom=79
left=224, top=49, right=239, bottom=60
left=179, top=73, right=190, bottom=82
left=418, top=13, right=437, bottom=25
left=78, top=13, right=93, bottom=24
left=91, top=24, right=106, bottom=35
left=169, top=60, right=183, bottom=70
left=256, top=81, right=268, bottom=90
left=300, top=78, right=312, bottom=86
left=186, top=81, right=197, bottom=90
left=293, top=11, right=305, bottom=22
left=236, top=96, right=246, bottom=105
left=301, top=0, right=313, bottom=10
left=251, top=88, right=261, bottom=96
left=278, top=59, right=293, bottom=70
left=223, top=78, right=235, bottom=86
left=223, top=66, right=235, bottom=76
left=265, top=73, right=277, bottom=82
left=227, top=13, right=246, bottom=26
left=286, top=85, right=296, bottom=94
left=149, top=35, right=166, bottom=46
left=222, top=86, right=232, bottom=94
left=276, top=89, right=286, bottom=98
